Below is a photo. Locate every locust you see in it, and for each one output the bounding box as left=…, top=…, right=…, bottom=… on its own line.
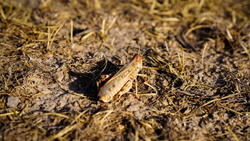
left=97, top=54, right=143, bottom=102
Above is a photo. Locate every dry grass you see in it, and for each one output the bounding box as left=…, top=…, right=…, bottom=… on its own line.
left=0, top=0, right=250, bottom=140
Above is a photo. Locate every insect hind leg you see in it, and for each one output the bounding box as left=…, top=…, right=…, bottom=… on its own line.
left=114, top=80, right=133, bottom=100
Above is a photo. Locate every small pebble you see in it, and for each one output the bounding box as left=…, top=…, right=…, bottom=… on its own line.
left=7, top=96, right=20, bottom=108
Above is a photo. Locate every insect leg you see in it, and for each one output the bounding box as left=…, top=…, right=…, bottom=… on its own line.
left=115, top=80, right=133, bottom=99
left=135, top=78, right=138, bottom=99
left=130, top=77, right=139, bottom=99
left=97, top=74, right=114, bottom=93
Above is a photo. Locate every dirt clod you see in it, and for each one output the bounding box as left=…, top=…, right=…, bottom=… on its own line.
left=6, top=96, right=20, bottom=108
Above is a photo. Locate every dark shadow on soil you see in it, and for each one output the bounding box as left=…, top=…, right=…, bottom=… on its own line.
left=67, top=59, right=120, bottom=99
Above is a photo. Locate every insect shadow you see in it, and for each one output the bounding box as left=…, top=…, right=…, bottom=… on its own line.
left=67, top=59, right=120, bottom=100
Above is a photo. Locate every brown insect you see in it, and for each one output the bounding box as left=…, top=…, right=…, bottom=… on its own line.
left=97, top=54, right=143, bottom=102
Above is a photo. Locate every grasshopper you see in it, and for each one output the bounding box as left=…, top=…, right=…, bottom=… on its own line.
left=98, top=54, right=143, bottom=102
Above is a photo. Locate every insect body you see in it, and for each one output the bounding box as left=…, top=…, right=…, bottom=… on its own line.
left=98, top=54, right=143, bottom=102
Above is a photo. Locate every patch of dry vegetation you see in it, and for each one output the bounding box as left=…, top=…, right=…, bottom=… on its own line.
left=0, top=0, right=250, bottom=140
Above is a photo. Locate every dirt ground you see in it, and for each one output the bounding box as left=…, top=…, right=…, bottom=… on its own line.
left=0, top=0, right=250, bottom=140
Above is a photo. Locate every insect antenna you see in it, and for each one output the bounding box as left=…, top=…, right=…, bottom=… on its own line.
left=137, top=43, right=141, bottom=55
left=141, top=47, right=150, bottom=57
